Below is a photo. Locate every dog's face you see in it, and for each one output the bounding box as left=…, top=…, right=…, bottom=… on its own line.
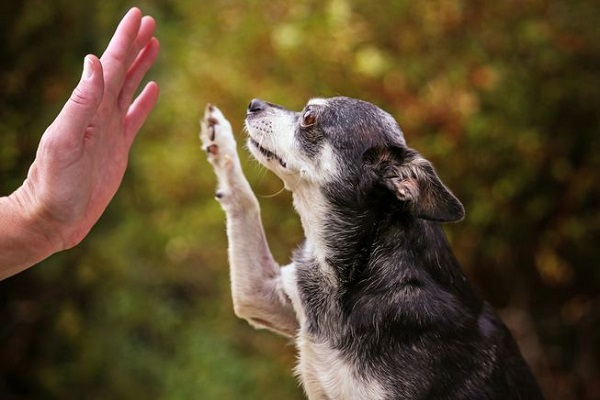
left=245, top=96, right=464, bottom=223
left=245, top=97, right=405, bottom=185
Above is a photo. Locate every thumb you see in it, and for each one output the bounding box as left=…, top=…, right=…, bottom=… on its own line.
left=54, top=55, right=104, bottom=134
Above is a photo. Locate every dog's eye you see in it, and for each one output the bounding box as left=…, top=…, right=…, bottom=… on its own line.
left=302, top=110, right=317, bottom=127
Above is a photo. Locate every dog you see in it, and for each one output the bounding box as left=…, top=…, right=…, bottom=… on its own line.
left=199, top=97, right=543, bottom=399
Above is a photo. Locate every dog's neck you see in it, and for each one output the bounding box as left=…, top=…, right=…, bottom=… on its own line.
left=292, top=182, right=383, bottom=284
left=292, top=181, right=463, bottom=278
left=292, top=184, right=331, bottom=262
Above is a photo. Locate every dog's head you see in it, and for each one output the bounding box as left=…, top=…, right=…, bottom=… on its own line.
left=245, top=96, right=464, bottom=223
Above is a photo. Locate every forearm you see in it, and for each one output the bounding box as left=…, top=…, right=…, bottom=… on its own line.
left=225, top=208, right=299, bottom=337
left=0, top=193, right=59, bottom=280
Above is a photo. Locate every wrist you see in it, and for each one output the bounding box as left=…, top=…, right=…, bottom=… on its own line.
left=11, top=184, right=66, bottom=251
left=0, top=188, right=63, bottom=279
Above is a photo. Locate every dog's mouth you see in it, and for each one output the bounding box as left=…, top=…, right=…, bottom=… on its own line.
left=249, top=138, right=287, bottom=168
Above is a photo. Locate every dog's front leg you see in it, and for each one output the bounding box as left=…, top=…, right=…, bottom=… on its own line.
left=200, top=104, right=298, bottom=338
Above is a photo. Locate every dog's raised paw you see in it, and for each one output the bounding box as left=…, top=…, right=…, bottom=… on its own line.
left=199, top=103, right=237, bottom=167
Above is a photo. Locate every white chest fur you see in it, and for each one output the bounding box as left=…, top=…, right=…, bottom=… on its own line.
left=296, top=336, right=386, bottom=400
left=280, top=265, right=385, bottom=400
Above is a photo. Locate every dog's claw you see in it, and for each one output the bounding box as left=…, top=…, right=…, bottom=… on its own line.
left=207, top=117, right=218, bottom=140
left=200, top=103, right=234, bottom=157
left=199, top=103, right=238, bottom=204
left=206, top=144, right=219, bottom=155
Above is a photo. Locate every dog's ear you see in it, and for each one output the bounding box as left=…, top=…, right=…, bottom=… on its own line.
left=363, top=146, right=465, bottom=222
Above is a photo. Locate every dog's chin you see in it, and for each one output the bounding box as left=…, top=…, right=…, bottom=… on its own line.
left=248, top=138, right=288, bottom=169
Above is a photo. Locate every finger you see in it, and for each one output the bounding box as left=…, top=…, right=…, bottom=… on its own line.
left=124, top=81, right=160, bottom=145
left=118, top=37, right=160, bottom=111
left=99, top=8, right=143, bottom=100
left=50, top=55, right=104, bottom=142
left=123, top=16, right=156, bottom=72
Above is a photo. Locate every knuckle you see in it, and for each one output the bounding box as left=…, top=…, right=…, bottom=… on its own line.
left=70, top=86, right=99, bottom=107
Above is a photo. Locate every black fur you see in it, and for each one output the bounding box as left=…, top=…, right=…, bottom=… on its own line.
left=285, top=97, right=543, bottom=399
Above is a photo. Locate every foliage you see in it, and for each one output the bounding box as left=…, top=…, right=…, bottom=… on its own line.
left=1, top=0, right=599, bottom=399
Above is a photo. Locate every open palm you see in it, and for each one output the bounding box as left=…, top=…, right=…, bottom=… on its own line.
left=23, top=8, right=159, bottom=250
left=8, top=8, right=159, bottom=256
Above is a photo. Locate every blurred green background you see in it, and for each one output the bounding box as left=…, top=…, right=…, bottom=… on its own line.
left=1, top=0, right=599, bottom=399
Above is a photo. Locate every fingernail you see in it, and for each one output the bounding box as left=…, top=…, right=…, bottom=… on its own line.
left=82, top=56, right=94, bottom=80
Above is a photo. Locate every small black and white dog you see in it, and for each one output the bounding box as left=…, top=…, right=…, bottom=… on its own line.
left=199, top=97, right=543, bottom=399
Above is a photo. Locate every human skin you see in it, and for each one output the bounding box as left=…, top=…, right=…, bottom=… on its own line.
left=0, top=7, right=160, bottom=280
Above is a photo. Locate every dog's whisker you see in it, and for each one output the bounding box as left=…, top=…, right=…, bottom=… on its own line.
left=257, top=183, right=286, bottom=198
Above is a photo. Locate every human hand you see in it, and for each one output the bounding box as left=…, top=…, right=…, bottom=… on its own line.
left=0, top=7, right=159, bottom=277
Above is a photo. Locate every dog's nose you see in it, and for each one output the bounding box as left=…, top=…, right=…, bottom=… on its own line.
left=247, top=98, right=267, bottom=114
